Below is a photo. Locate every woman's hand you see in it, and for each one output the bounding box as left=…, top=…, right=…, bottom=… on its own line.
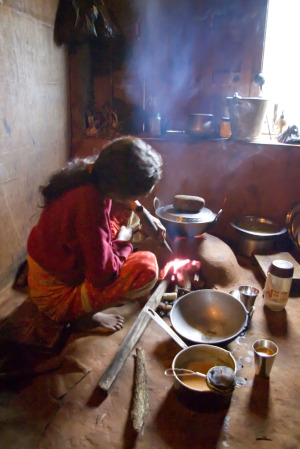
left=117, top=225, right=133, bottom=242
left=149, top=215, right=167, bottom=243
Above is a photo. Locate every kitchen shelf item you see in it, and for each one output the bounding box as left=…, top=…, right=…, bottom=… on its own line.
left=227, top=93, right=268, bottom=141
left=220, top=117, right=231, bottom=138
left=185, top=113, right=217, bottom=138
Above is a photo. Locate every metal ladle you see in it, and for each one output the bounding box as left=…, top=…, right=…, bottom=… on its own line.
left=164, top=366, right=236, bottom=395
left=146, top=308, right=236, bottom=395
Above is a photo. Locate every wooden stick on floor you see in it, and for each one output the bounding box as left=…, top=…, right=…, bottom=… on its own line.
left=131, top=347, right=149, bottom=434
left=98, top=278, right=170, bottom=395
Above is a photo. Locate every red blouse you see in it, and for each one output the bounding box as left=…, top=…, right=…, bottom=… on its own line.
left=27, top=185, right=133, bottom=288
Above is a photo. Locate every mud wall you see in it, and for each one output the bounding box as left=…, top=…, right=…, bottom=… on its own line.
left=0, top=1, right=70, bottom=287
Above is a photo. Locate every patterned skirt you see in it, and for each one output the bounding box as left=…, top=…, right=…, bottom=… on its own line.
left=27, top=202, right=158, bottom=322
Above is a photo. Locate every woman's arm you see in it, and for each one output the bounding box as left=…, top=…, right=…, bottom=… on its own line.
left=75, top=186, right=133, bottom=289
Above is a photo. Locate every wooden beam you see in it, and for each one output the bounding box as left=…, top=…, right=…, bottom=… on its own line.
left=98, top=278, right=170, bottom=394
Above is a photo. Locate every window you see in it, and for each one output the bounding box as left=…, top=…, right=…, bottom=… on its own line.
left=263, top=0, right=300, bottom=130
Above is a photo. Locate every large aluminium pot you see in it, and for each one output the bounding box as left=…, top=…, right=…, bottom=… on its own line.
left=227, top=93, right=268, bottom=141
left=154, top=198, right=222, bottom=237
left=230, top=215, right=287, bottom=257
left=170, top=289, right=252, bottom=345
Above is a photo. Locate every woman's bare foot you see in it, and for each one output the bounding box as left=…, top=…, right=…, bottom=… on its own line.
left=71, top=312, right=124, bottom=333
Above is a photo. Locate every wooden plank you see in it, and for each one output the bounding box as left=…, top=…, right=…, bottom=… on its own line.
left=254, top=252, right=300, bottom=279
left=98, top=278, right=170, bottom=395
left=254, top=252, right=300, bottom=295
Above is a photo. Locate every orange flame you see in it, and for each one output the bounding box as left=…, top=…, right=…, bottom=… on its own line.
left=160, top=258, right=201, bottom=281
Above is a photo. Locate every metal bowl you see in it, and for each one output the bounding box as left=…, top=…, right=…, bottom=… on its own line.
left=170, top=290, right=251, bottom=345
left=230, top=215, right=287, bottom=257
left=230, top=215, right=286, bottom=239
left=172, top=344, right=236, bottom=395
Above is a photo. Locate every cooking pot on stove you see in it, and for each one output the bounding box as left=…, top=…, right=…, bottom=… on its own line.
left=170, top=289, right=253, bottom=345
left=154, top=197, right=222, bottom=237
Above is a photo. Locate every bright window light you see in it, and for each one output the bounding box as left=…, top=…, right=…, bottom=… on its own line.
left=263, top=0, right=300, bottom=129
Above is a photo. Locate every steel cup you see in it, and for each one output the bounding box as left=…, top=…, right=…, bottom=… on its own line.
left=238, top=285, right=259, bottom=311
left=252, top=339, right=278, bottom=378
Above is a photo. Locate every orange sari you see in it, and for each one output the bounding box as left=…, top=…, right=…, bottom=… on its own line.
left=27, top=204, right=158, bottom=322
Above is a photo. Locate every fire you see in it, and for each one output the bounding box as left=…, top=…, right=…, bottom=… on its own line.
left=160, top=258, right=201, bottom=284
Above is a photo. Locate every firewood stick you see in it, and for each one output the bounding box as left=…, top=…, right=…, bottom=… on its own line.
left=162, top=292, right=178, bottom=301
left=98, top=277, right=171, bottom=394
left=131, top=347, right=149, bottom=434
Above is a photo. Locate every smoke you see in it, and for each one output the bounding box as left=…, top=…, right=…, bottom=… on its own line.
left=122, top=0, right=266, bottom=131
left=123, top=0, right=205, bottom=126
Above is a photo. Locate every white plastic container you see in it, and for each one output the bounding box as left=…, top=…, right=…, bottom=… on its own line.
left=264, top=259, right=294, bottom=311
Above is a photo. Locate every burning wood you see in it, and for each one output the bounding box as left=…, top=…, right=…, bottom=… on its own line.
left=161, top=292, right=178, bottom=302
left=191, top=273, right=205, bottom=290
left=158, top=258, right=204, bottom=314
left=158, top=302, right=172, bottom=314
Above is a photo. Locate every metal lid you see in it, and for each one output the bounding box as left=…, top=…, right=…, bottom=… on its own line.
left=268, top=259, right=294, bottom=278
left=155, top=205, right=218, bottom=224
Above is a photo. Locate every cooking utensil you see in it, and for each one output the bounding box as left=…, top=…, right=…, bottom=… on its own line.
left=146, top=307, right=188, bottom=349
left=154, top=197, right=222, bottom=237
left=164, top=366, right=236, bottom=395
left=227, top=93, right=268, bottom=141
left=286, top=202, right=300, bottom=251
left=146, top=308, right=237, bottom=395
left=237, top=285, right=259, bottom=311
left=230, top=215, right=287, bottom=257
left=185, top=113, right=217, bottom=138
left=172, top=344, right=236, bottom=396
left=170, top=289, right=253, bottom=345
left=253, top=339, right=278, bottom=378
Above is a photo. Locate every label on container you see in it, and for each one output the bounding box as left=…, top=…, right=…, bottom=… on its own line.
left=264, top=277, right=289, bottom=304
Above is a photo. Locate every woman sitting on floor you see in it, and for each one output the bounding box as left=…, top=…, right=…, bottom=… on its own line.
left=27, top=136, right=166, bottom=333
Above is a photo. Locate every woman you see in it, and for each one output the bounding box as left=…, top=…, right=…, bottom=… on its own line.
left=27, top=136, right=165, bottom=334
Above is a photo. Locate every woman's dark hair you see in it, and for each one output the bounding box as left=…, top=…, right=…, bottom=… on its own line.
left=40, top=136, right=163, bottom=205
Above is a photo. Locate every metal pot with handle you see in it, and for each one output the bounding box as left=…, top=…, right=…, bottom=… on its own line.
left=154, top=197, right=222, bottom=238
left=148, top=289, right=253, bottom=346
left=185, top=113, right=218, bottom=138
